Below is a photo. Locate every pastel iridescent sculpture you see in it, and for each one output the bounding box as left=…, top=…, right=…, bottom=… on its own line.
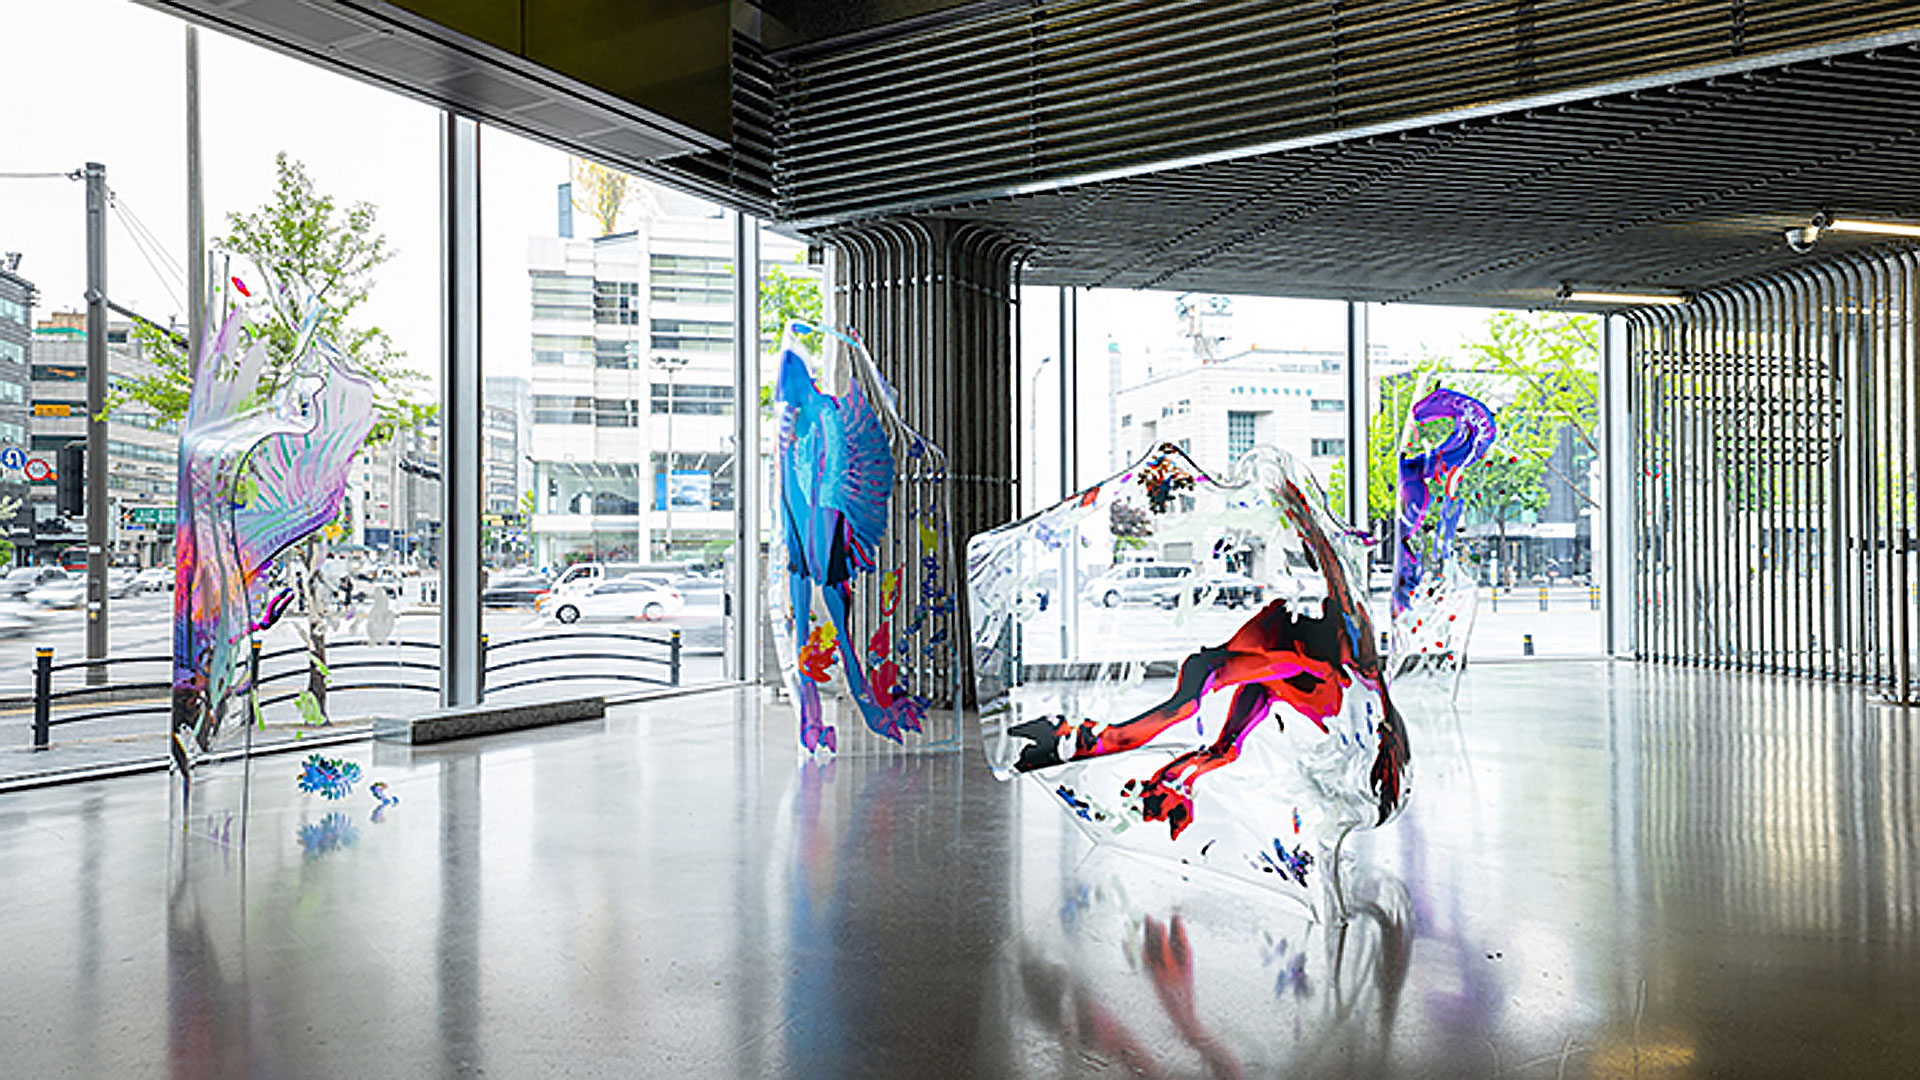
left=770, top=321, right=959, bottom=755
left=171, top=300, right=376, bottom=781
left=969, top=443, right=1410, bottom=915
left=1391, top=387, right=1496, bottom=687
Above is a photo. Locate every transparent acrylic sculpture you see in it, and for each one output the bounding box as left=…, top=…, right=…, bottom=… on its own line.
left=769, top=321, right=961, bottom=756
left=1390, top=386, right=1496, bottom=696
left=969, top=443, right=1410, bottom=917
left=172, top=294, right=377, bottom=811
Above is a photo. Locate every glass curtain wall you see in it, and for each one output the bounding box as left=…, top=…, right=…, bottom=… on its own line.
left=1369, top=304, right=1605, bottom=658
left=1011, top=287, right=1350, bottom=669
left=479, top=128, right=756, bottom=693
left=1018, top=290, right=1607, bottom=664
left=0, top=0, right=443, bottom=775
left=202, top=21, right=445, bottom=733
left=1021, top=288, right=1350, bottom=508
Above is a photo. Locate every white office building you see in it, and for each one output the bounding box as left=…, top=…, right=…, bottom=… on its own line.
left=1115, top=345, right=1410, bottom=474
left=524, top=186, right=803, bottom=567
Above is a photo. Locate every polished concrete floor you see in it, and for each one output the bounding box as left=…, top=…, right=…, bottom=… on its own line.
left=0, top=661, right=1915, bottom=1078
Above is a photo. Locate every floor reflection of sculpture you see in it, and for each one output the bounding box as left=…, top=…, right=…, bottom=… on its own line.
left=167, top=823, right=261, bottom=1073
left=781, top=750, right=971, bottom=1074
left=1014, top=851, right=1413, bottom=1077
left=971, top=443, right=1410, bottom=919
left=1392, top=387, right=1496, bottom=692
left=1143, top=914, right=1246, bottom=1079
left=772, top=320, right=958, bottom=755
left=171, top=292, right=377, bottom=795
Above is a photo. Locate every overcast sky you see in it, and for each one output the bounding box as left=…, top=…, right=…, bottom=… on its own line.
left=1, top=0, right=1496, bottom=399
left=0, top=0, right=577, bottom=393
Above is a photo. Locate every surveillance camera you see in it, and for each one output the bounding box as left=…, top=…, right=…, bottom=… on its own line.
left=1785, top=226, right=1821, bottom=254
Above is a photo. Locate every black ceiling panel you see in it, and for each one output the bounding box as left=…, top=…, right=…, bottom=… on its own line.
left=940, top=48, right=1920, bottom=308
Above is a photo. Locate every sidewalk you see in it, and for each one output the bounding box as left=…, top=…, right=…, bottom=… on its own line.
left=0, top=719, right=373, bottom=789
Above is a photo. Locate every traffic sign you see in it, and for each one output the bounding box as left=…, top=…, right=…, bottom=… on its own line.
left=130, top=505, right=177, bottom=525
left=23, top=458, right=52, bottom=483
left=0, top=446, right=23, bottom=471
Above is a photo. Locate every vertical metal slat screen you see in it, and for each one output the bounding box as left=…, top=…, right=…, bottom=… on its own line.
left=1627, top=249, right=1920, bottom=701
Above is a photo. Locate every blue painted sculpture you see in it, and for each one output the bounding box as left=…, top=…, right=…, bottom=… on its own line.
left=770, top=321, right=960, bottom=755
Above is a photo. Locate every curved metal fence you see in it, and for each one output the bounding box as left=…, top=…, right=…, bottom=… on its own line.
left=25, top=630, right=681, bottom=750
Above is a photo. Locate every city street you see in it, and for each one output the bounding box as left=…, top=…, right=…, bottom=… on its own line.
left=0, top=579, right=1602, bottom=783
left=0, top=583, right=732, bottom=778
left=1010, top=582, right=1607, bottom=667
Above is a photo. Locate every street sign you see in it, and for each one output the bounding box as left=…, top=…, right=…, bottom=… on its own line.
left=32, top=403, right=72, bottom=417
left=23, top=459, right=51, bottom=483
left=130, top=505, right=177, bottom=525
left=0, top=446, right=23, bottom=471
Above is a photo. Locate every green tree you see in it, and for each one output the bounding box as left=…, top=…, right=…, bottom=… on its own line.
left=117, top=154, right=428, bottom=437
left=760, top=255, right=823, bottom=344
left=116, top=154, right=427, bottom=720
left=520, top=488, right=539, bottom=559
left=759, top=254, right=824, bottom=413
left=1467, top=311, right=1599, bottom=509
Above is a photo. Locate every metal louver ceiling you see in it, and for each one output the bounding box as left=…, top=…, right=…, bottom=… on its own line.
left=955, top=44, right=1920, bottom=308
left=757, top=0, right=1920, bottom=307
left=772, top=0, right=1920, bottom=224
left=127, top=0, right=1920, bottom=307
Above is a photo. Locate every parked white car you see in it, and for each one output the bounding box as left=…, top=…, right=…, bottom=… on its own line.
left=541, top=577, right=685, bottom=624
left=549, top=561, right=690, bottom=595
left=1082, top=563, right=1194, bottom=608
left=27, top=578, right=87, bottom=609
left=0, top=566, right=68, bottom=600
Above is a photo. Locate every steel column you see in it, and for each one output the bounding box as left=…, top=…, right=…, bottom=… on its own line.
left=1602, top=314, right=1633, bottom=657
left=439, top=113, right=483, bottom=708
left=1059, top=286, right=1077, bottom=499
left=731, top=213, right=761, bottom=683
left=1344, top=301, right=1369, bottom=533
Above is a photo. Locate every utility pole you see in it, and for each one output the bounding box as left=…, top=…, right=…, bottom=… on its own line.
left=84, top=162, right=108, bottom=684
left=186, top=26, right=204, bottom=376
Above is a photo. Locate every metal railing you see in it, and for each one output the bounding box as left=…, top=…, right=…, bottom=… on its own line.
left=1484, top=585, right=1604, bottom=613
left=480, top=630, right=682, bottom=695
left=26, top=629, right=682, bottom=750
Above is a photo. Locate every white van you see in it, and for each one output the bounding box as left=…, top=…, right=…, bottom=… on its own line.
left=550, top=562, right=676, bottom=595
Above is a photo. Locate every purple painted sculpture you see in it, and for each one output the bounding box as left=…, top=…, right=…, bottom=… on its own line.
left=1391, top=387, right=1496, bottom=684
left=171, top=298, right=376, bottom=781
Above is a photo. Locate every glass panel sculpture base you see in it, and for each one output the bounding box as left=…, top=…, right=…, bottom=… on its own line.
left=1391, top=386, right=1497, bottom=699
left=768, top=321, right=961, bottom=757
left=171, top=751, right=254, bottom=849
left=969, top=444, right=1411, bottom=919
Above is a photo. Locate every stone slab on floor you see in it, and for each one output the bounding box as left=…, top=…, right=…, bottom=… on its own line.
left=376, top=695, right=605, bottom=744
